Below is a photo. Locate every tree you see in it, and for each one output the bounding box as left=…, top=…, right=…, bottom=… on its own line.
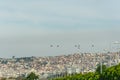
left=25, top=72, right=39, bottom=80
left=0, top=77, right=6, bottom=80
left=96, top=64, right=107, bottom=74
left=103, top=63, right=120, bottom=80
left=52, top=63, right=120, bottom=80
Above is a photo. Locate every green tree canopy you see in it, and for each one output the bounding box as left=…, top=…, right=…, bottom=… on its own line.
left=96, top=64, right=107, bottom=74
left=26, top=72, right=39, bottom=80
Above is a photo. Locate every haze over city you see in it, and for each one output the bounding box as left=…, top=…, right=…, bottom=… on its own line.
left=0, top=0, right=120, bottom=58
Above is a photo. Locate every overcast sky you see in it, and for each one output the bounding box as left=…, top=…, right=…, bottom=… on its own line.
left=0, top=0, right=120, bottom=58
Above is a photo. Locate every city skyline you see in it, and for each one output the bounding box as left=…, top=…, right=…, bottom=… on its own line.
left=0, top=0, right=120, bottom=57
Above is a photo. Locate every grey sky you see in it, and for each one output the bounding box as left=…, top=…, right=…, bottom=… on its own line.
left=0, top=0, right=120, bottom=58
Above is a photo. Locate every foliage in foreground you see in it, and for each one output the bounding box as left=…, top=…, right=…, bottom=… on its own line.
left=53, top=64, right=120, bottom=80
left=24, top=72, right=39, bottom=80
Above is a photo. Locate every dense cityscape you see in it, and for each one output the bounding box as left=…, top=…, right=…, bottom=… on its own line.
left=0, top=0, right=120, bottom=80
left=0, top=51, right=120, bottom=79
